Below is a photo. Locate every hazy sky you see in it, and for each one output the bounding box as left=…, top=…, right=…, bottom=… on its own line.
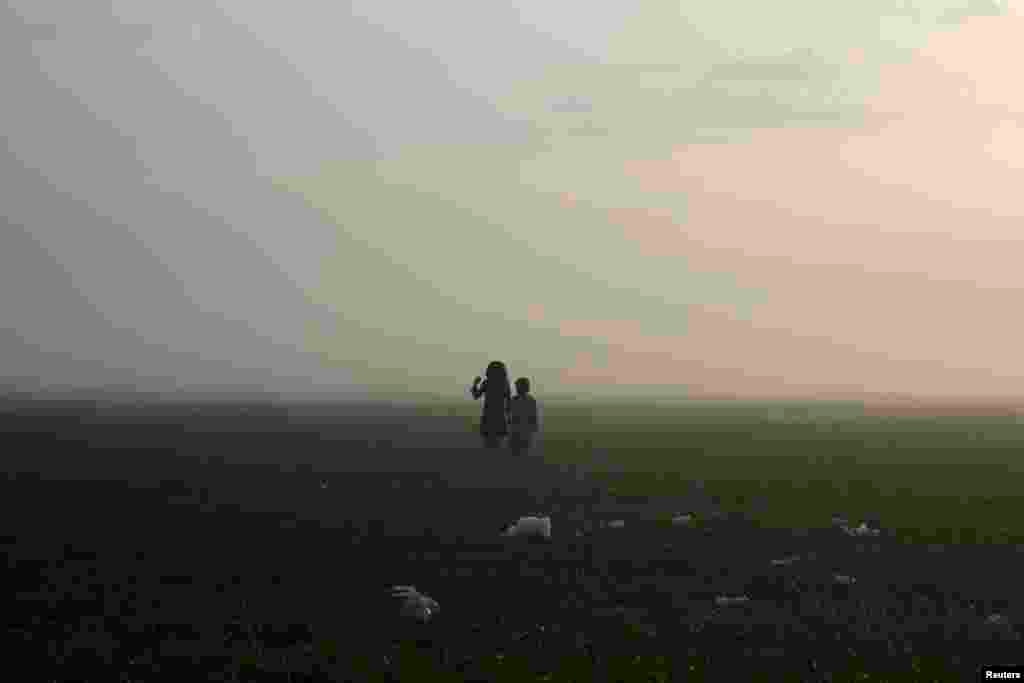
left=4, top=1, right=1023, bottom=402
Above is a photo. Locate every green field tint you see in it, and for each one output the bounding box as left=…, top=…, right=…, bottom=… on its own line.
left=343, top=643, right=960, bottom=682
left=424, top=399, right=1024, bottom=545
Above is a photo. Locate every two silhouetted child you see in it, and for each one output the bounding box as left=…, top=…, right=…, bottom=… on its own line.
left=470, top=362, right=539, bottom=451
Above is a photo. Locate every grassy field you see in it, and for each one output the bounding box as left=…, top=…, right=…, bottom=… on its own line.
left=5, top=396, right=1022, bottom=680
left=427, top=398, right=1024, bottom=546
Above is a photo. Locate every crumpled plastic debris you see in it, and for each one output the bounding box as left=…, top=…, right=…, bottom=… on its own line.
left=502, top=516, right=552, bottom=540
left=986, top=613, right=1011, bottom=627
left=841, top=522, right=880, bottom=537
left=671, top=513, right=695, bottom=526
left=983, top=613, right=1020, bottom=640
left=833, top=574, right=857, bottom=585
left=606, top=519, right=626, bottom=529
left=391, top=585, right=440, bottom=623
left=714, top=595, right=750, bottom=606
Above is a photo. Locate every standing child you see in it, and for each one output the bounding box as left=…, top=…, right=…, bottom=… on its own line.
left=471, top=361, right=512, bottom=448
left=508, top=377, right=539, bottom=453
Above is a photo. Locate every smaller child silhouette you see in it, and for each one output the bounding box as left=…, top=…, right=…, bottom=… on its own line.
left=508, top=377, right=539, bottom=453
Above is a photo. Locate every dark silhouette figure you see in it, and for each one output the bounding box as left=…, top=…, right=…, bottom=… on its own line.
left=470, top=361, right=511, bottom=448
left=508, top=377, right=539, bottom=454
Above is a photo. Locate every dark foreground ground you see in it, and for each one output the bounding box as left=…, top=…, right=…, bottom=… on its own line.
left=3, top=400, right=1023, bottom=681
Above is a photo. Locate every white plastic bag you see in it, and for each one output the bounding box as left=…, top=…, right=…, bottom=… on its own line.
left=502, top=516, right=552, bottom=540
left=671, top=513, right=695, bottom=527
left=391, top=585, right=440, bottom=623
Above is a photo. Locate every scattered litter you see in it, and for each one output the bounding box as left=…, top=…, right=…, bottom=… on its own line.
left=770, top=556, right=800, bottom=567
left=391, top=585, right=440, bottom=623
left=715, top=595, right=750, bottom=607
left=986, top=613, right=1011, bottom=627
left=842, top=522, right=880, bottom=537
left=671, top=513, right=695, bottom=526
left=833, top=574, right=857, bottom=585
left=319, top=479, right=329, bottom=490
left=512, top=624, right=549, bottom=643
left=502, top=516, right=552, bottom=540
left=607, top=519, right=626, bottom=529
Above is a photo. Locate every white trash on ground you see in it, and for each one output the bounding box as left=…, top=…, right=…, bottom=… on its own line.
left=833, top=574, right=857, bottom=585
left=502, top=516, right=552, bottom=540
left=391, top=585, right=440, bottom=623
left=986, top=613, right=1011, bottom=627
left=606, top=519, right=626, bottom=529
left=715, top=595, right=750, bottom=606
left=671, top=513, right=695, bottom=526
left=842, top=522, right=880, bottom=537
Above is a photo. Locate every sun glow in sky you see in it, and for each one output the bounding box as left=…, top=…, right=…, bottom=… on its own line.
left=5, top=1, right=1024, bottom=402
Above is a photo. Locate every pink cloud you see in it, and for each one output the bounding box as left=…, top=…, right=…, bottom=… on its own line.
left=526, top=303, right=546, bottom=322
left=560, top=13, right=1024, bottom=401
left=560, top=306, right=1024, bottom=400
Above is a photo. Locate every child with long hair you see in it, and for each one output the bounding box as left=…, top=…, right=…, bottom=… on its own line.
left=470, top=361, right=511, bottom=448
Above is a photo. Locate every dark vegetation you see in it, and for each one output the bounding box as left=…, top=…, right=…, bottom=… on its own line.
left=3, top=399, right=1022, bottom=680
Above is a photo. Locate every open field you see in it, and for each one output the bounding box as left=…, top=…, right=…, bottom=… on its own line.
left=3, top=397, right=1023, bottom=680
left=506, top=399, right=1024, bottom=546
